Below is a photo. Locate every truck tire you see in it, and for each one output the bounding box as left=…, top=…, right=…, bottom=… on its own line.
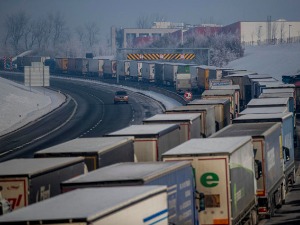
left=250, top=209, right=258, bottom=225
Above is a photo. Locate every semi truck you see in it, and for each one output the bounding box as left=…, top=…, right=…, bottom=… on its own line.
left=0, top=186, right=169, bottom=225
left=211, top=122, right=285, bottom=218
left=61, top=161, right=203, bottom=225
left=106, top=124, right=181, bottom=162
left=143, top=113, right=201, bottom=143
left=34, top=137, right=135, bottom=171
left=162, top=136, right=258, bottom=225
left=0, top=157, right=86, bottom=212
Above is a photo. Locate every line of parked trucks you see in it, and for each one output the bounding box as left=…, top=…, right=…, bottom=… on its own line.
left=0, top=58, right=298, bottom=225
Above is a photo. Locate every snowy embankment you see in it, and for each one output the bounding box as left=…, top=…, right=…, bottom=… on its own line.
left=227, top=43, right=300, bottom=81
left=0, top=77, right=66, bottom=136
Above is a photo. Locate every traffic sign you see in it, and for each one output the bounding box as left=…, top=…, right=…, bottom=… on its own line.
left=184, top=91, right=193, bottom=101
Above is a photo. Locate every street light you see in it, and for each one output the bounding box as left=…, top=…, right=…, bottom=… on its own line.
left=289, top=25, right=292, bottom=43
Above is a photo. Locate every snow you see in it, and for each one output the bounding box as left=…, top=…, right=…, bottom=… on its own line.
left=1, top=42, right=299, bottom=136
left=227, top=43, right=300, bottom=81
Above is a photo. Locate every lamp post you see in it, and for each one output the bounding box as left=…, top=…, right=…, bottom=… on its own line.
left=289, top=25, right=292, bottom=43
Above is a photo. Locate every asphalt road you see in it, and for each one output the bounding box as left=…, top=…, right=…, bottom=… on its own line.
left=0, top=74, right=164, bottom=161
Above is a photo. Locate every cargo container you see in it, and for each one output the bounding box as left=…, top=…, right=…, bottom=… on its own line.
left=233, top=112, right=296, bottom=196
left=201, top=89, right=237, bottom=119
left=210, top=122, right=284, bottom=218
left=55, top=57, right=68, bottom=74
left=0, top=157, right=86, bottom=212
left=103, top=59, right=117, bottom=78
left=162, top=62, right=178, bottom=86
left=250, top=78, right=279, bottom=98
left=34, top=137, right=134, bottom=171
left=129, top=61, right=142, bottom=81
left=155, top=62, right=165, bottom=85
left=188, top=98, right=231, bottom=131
left=196, top=65, right=223, bottom=92
left=247, top=97, right=293, bottom=115
left=67, top=58, right=76, bottom=75
left=117, top=60, right=131, bottom=80
left=211, top=84, right=241, bottom=114
left=142, top=61, right=155, bottom=82
left=0, top=186, right=169, bottom=225
left=239, top=106, right=289, bottom=115
left=165, top=105, right=216, bottom=137
left=87, top=58, right=102, bottom=77
left=106, top=124, right=181, bottom=162
left=75, top=58, right=88, bottom=75
left=61, top=161, right=201, bottom=225
left=175, top=63, right=196, bottom=93
left=162, top=136, right=258, bottom=225
left=143, top=113, right=201, bottom=143
left=224, top=73, right=267, bottom=107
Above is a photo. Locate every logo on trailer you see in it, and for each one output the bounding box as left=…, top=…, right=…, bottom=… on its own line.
left=184, top=91, right=193, bottom=101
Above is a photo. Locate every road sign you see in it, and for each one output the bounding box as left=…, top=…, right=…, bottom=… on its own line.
left=184, top=91, right=193, bottom=101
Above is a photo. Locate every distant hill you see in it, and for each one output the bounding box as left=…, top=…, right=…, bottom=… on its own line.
left=226, top=43, right=300, bottom=81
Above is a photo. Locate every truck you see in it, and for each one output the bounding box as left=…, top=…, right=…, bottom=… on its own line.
left=34, top=137, right=135, bottom=171
left=211, top=122, right=285, bottom=218
left=75, top=58, right=88, bottom=75
left=103, top=59, right=117, bottom=78
left=162, top=136, right=258, bottom=225
left=163, top=62, right=178, bottom=86
left=55, top=57, right=68, bottom=74
left=105, top=124, right=181, bottom=162
left=129, top=60, right=142, bottom=81
left=165, top=105, right=216, bottom=138
left=188, top=98, right=231, bottom=131
left=201, top=89, right=237, bottom=119
left=117, top=60, right=131, bottom=80
left=143, top=113, right=201, bottom=143
left=61, top=161, right=202, bottom=225
left=142, top=61, right=155, bottom=82
left=0, top=157, right=86, bottom=212
left=155, top=62, right=165, bottom=85
left=0, top=186, right=169, bottom=225
left=196, top=65, right=223, bottom=92
left=176, top=64, right=196, bottom=94
left=233, top=112, right=296, bottom=196
left=87, top=58, right=102, bottom=77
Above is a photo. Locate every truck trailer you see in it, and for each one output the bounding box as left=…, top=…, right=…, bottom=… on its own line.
left=0, top=186, right=169, bottom=225
left=211, top=122, right=285, bottom=218
left=34, top=137, right=134, bottom=171
left=61, top=161, right=201, bottom=225
left=162, top=136, right=257, bottom=225
left=165, top=105, right=216, bottom=137
left=143, top=113, right=201, bottom=143
left=0, top=157, right=86, bottom=212
left=106, top=124, right=181, bottom=162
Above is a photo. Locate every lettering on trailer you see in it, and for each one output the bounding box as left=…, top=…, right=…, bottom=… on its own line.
left=200, top=172, right=219, bottom=187
left=127, top=53, right=195, bottom=60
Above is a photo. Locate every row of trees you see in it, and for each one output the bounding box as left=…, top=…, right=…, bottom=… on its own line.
left=1, top=11, right=109, bottom=57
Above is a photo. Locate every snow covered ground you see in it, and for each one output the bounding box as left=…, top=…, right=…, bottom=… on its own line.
left=1, top=42, right=299, bottom=136
left=227, top=43, right=300, bottom=81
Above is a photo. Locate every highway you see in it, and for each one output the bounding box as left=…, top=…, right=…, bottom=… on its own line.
left=0, top=74, right=164, bottom=161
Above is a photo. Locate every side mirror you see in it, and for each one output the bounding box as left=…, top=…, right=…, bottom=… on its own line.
left=255, top=160, right=262, bottom=180
left=197, top=192, right=205, bottom=212
left=283, top=146, right=290, bottom=162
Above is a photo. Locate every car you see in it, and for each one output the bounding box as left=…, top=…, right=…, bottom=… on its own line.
left=114, top=90, right=129, bottom=104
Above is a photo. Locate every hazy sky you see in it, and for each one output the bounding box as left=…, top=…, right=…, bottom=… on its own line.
left=1, top=0, right=300, bottom=39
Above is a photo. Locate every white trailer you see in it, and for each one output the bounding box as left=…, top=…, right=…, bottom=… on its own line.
left=34, top=136, right=134, bottom=171
left=163, top=136, right=257, bottom=225
left=117, top=60, right=131, bottom=80
left=143, top=113, right=201, bottom=143
left=0, top=158, right=86, bottom=212
left=188, top=98, right=231, bottom=131
left=211, top=122, right=285, bottom=218
left=142, top=61, right=155, bottom=82
left=106, top=124, right=181, bottom=162
left=163, top=62, right=178, bottom=86
left=87, top=58, right=102, bottom=77
left=130, top=61, right=142, bottom=81
left=0, top=186, right=169, bottom=225
left=165, top=105, right=216, bottom=137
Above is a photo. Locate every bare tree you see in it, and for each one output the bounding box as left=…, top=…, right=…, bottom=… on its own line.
left=136, top=15, right=150, bottom=28
left=256, top=25, right=263, bottom=45
left=4, top=11, right=30, bottom=54
left=85, top=21, right=100, bottom=49
left=52, top=12, right=67, bottom=47
left=280, top=21, right=285, bottom=43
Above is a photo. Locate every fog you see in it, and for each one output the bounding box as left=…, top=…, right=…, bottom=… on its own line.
left=1, top=0, right=300, bottom=40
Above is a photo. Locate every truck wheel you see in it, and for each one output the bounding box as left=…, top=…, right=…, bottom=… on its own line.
left=250, top=210, right=258, bottom=225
